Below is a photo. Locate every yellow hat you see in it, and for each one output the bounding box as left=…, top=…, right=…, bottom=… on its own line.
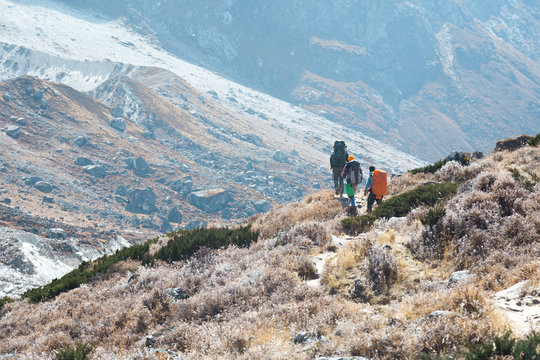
left=348, top=155, right=354, bottom=161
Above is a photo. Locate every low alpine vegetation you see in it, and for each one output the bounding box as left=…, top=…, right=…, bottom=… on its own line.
left=21, top=226, right=258, bottom=304
left=528, top=132, right=540, bottom=147
left=342, top=182, right=458, bottom=234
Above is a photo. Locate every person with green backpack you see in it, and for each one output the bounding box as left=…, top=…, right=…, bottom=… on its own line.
left=340, top=155, right=363, bottom=207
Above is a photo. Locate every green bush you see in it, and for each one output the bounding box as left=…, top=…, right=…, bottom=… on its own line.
left=341, top=214, right=376, bottom=235
left=421, top=205, right=447, bottom=226
left=21, top=227, right=258, bottom=303
left=409, top=159, right=447, bottom=174
left=419, top=331, right=539, bottom=360
left=528, top=133, right=540, bottom=147
left=0, top=296, right=14, bottom=310
left=55, top=343, right=93, bottom=360
left=342, top=182, right=458, bottom=234
left=22, top=242, right=151, bottom=303
left=154, top=226, right=258, bottom=262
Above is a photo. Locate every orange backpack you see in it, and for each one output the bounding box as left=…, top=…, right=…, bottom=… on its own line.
left=372, top=169, right=388, bottom=199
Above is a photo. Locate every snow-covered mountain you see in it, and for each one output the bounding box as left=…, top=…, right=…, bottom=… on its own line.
left=49, top=0, right=540, bottom=160
left=0, top=0, right=420, bottom=172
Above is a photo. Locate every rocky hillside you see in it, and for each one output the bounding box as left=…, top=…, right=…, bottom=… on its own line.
left=0, top=136, right=538, bottom=359
left=53, top=0, right=540, bottom=160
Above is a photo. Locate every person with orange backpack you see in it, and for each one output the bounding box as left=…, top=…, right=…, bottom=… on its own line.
left=364, top=166, right=387, bottom=213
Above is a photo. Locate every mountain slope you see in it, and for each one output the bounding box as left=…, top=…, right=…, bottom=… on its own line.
left=50, top=0, right=540, bottom=160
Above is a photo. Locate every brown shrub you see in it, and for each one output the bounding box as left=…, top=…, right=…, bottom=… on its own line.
left=249, top=190, right=344, bottom=239
left=276, top=221, right=331, bottom=248
left=367, top=246, right=397, bottom=295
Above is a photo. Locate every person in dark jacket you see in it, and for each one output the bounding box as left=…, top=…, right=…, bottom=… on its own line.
left=330, top=141, right=349, bottom=197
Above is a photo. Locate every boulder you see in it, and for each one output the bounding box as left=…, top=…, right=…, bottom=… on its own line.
left=185, top=220, right=207, bottom=230
left=2, top=93, right=11, bottom=102
left=46, top=228, right=67, bottom=239
left=24, top=176, right=43, bottom=186
left=33, top=90, right=43, bottom=101
left=109, top=117, right=126, bottom=132
left=494, top=135, right=533, bottom=152
left=253, top=199, right=271, bottom=213
left=124, top=157, right=153, bottom=177
left=189, top=189, right=232, bottom=213
left=75, top=157, right=94, bottom=166
left=109, top=106, right=123, bottom=118
left=15, top=118, right=26, bottom=127
left=34, top=181, right=53, bottom=193
left=168, top=206, right=183, bottom=223
left=42, top=196, right=54, bottom=204
left=126, top=187, right=156, bottom=214
left=74, top=136, right=88, bottom=147
left=83, top=164, right=106, bottom=178
left=1, top=197, right=11, bottom=204
left=447, top=270, right=471, bottom=288
left=5, top=126, right=20, bottom=139
left=272, top=150, right=289, bottom=163
left=163, top=287, right=189, bottom=300
left=115, top=185, right=128, bottom=196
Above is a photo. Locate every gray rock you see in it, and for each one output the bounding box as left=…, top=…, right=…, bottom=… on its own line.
left=2, top=93, right=11, bottom=102
left=418, top=310, right=453, bottom=324
left=293, top=331, right=313, bottom=344
left=185, top=220, right=207, bottom=230
left=313, top=181, right=321, bottom=189
left=1, top=197, right=11, bottom=204
left=74, top=136, right=88, bottom=147
left=83, top=164, right=106, bottom=178
left=145, top=335, right=156, bottom=348
left=33, top=90, right=43, bottom=101
left=34, top=181, right=53, bottom=193
left=163, top=287, right=189, bottom=300
left=189, top=189, right=232, bottom=213
left=448, top=270, right=471, bottom=288
left=254, top=199, right=271, bottom=213
left=124, top=157, right=153, bottom=177
left=75, top=157, right=94, bottom=166
left=167, top=206, right=183, bottom=223
left=40, top=98, right=47, bottom=109
left=25, top=176, right=43, bottom=186
left=5, top=126, right=21, bottom=139
left=126, top=187, right=156, bottom=214
left=109, top=117, right=126, bottom=132
left=115, top=185, right=128, bottom=196
left=272, top=150, right=289, bottom=163
left=109, top=106, right=123, bottom=118
left=46, top=228, right=67, bottom=239
left=15, top=118, right=26, bottom=127
left=42, top=196, right=54, bottom=204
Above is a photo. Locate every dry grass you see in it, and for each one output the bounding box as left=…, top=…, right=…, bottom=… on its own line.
left=1, top=147, right=539, bottom=359
left=248, top=190, right=344, bottom=239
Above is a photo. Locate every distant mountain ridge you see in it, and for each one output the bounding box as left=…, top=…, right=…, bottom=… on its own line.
left=52, top=0, right=540, bottom=160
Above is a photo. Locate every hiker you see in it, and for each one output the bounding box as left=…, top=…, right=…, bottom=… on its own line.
left=364, top=166, right=388, bottom=213
left=330, top=141, right=349, bottom=197
left=341, top=155, right=362, bottom=207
